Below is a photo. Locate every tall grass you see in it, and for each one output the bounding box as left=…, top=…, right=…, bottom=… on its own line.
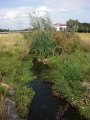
left=0, top=33, right=35, bottom=119
left=77, top=33, right=90, bottom=52
left=29, top=30, right=90, bottom=119
left=1, top=31, right=90, bottom=119
left=40, top=52, right=90, bottom=118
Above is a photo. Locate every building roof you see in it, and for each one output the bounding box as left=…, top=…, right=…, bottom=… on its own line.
left=53, top=23, right=67, bottom=28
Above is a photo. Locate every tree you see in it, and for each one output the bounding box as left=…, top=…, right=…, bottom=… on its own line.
left=28, top=11, right=52, bottom=31
left=78, top=22, right=90, bottom=33
left=67, top=19, right=79, bottom=32
left=30, top=29, right=54, bottom=57
left=28, top=12, right=54, bottom=58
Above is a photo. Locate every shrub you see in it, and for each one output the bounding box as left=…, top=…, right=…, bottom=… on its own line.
left=53, top=31, right=81, bottom=54
left=39, top=52, right=90, bottom=118
left=30, top=29, right=54, bottom=58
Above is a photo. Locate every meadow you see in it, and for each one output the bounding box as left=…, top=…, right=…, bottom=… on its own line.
left=77, top=33, right=90, bottom=53
left=77, top=33, right=90, bottom=40
left=0, top=33, right=35, bottom=119
left=0, top=32, right=90, bottom=119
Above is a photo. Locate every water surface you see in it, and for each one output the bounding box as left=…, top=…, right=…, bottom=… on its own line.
left=28, top=79, right=87, bottom=120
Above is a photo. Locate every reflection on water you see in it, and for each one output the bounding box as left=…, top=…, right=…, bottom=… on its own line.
left=28, top=79, right=87, bottom=120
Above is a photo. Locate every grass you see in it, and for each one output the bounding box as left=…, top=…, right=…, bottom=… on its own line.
left=0, top=32, right=90, bottom=119
left=0, top=33, right=30, bottom=55
left=41, top=52, right=90, bottom=119
left=77, top=33, right=90, bottom=46
left=0, top=33, right=35, bottom=119
left=35, top=31, right=90, bottom=119
left=77, top=33, right=90, bottom=52
left=77, top=33, right=90, bottom=40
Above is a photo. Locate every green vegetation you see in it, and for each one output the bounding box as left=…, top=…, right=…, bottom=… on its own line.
left=41, top=52, right=90, bottom=118
left=66, top=19, right=90, bottom=33
left=0, top=33, right=35, bottom=119
left=29, top=12, right=52, bottom=31
left=27, top=23, right=90, bottom=118
left=29, top=29, right=54, bottom=57
left=0, top=28, right=9, bottom=32
left=0, top=15, right=90, bottom=120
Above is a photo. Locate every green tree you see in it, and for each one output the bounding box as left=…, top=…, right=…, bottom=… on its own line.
left=67, top=19, right=79, bottom=32
left=28, top=12, right=54, bottom=58
left=30, top=29, right=54, bottom=57
left=28, top=11, right=52, bottom=31
left=78, top=22, right=90, bottom=33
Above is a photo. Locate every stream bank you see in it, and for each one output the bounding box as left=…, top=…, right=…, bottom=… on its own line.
left=28, top=79, right=87, bottom=120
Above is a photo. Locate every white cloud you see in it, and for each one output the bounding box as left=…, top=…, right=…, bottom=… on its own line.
left=0, top=0, right=90, bottom=29
left=44, top=0, right=90, bottom=8
left=35, top=6, right=53, bottom=17
left=0, top=7, right=31, bottom=20
left=0, top=7, right=33, bottom=29
left=4, top=11, right=20, bottom=20
left=34, top=6, right=68, bottom=17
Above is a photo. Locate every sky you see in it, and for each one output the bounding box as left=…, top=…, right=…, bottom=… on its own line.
left=0, top=0, right=90, bottom=30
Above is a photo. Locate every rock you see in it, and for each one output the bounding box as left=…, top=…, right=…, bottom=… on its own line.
left=3, top=98, right=26, bottom=120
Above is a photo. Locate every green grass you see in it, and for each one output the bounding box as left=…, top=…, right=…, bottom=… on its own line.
left=40, top=51, right=90, bottom=118
left=0, top=32, right=90, bottom=119
left=0, top=33, right=35, bottom=119
left=26, top=30, right=90, bottom=119
left=29, top=31, right=90, bottom=119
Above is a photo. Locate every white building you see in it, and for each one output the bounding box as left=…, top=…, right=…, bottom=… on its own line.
left=53, top=23, right=67, bottom=31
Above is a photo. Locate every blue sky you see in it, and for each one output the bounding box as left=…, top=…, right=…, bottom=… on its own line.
left=0, top=0, right=90, bottom=30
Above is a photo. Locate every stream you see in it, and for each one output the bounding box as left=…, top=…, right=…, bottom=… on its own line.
left=28, top=79, right=87, bottom=120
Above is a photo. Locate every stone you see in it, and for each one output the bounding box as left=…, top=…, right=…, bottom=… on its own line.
left=3, top=98, right=26, bottom=120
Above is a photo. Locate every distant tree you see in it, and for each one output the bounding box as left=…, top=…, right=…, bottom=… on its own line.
left=78, top=22, right=90, bottom=33
left=0, top=29, right=2, bottom=32
left=67, top=19, right=79, bottom=32
left=0, top=28, right=9, bottom=32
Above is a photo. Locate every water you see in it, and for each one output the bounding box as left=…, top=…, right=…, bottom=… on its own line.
left=28, top=79, right=87, bottom=120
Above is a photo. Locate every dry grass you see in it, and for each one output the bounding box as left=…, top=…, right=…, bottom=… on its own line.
left=77, top=33, right=90, bottom=45
left=0, top=33, right=25, bottom=47
left=77, top=33, right=90, bottom=52
left=0, top=33, right=30, bottom=55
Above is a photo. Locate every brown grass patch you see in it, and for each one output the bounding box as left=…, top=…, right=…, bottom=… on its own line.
left=0, top=33, right=24, bottom=47
left=77, top=33, right=90, bottom=44
left=0, top=33, right=30, bottom=55
left=77, top=33, right=90, bottom=51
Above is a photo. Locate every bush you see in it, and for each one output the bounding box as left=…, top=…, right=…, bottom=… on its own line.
left=53, top=31, right=81, bottom=54
left=39, top=51, right=90, bottom=118
left=30, top=29, right=54, bottom=58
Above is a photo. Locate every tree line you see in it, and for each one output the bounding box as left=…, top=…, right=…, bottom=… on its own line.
left=66, top=19, right=90, bottom=33
left=0, top=28, right=9, bottom=32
